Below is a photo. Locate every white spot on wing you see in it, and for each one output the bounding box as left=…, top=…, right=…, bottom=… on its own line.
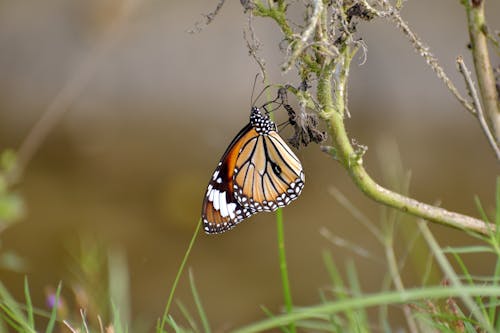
left=219, top=192, right=228, bottom=217
left=212, top=170, right=220, bottom=181
left=213, top=190, right=220, bottom=210
left=227, top=203, right=236, bottom=219
left=206, top=184, right=213, bottom=196
left=216, top=177, right=222, bottom=184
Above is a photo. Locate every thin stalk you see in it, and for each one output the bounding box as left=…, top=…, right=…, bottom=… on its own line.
left=464, top=0, right=500, bottom=141
left=45, top=282, right=62, bottom=333
left=265, top=79, right=296, bottom=333
left=189, top=269, right=211, bottom=333
left=457, top=56, right=500, bottom=159
left=417, top=220, right=494, bottom=333
left=23, top=276, right=34, bottom=330
left=275, top=208, right=296, bottom=333
left=318, top=46, right=494, bottom=236
left=158, top=219, right=201, bottom=332
left=233, top=285, right=500, bottom=333
left=383, top=226, right=419, bottom=333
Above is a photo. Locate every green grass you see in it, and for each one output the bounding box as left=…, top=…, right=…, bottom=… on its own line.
left=158, top=218, right=202, bottom=332
left=275, top=207, right=296, bottom=333
left=154, top=174, right=500, bottom=332
left=1, top=146, right=499, bottom=332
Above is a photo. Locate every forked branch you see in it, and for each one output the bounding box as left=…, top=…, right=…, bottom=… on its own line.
left=249, top=0, right=495, bottom=235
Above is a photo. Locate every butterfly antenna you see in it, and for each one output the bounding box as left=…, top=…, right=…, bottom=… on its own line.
left=252, top=84, right=273, bottom=107
left=250, top=73, right=260, bottom=106
left=262, top=99, right=283, bottom=115
left=277, top=120, right=291, bottom=132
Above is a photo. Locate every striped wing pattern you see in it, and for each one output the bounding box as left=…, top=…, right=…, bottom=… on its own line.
left=202, top=108, right=304, bottom=234
left=232, top=131, right=304, bottom=212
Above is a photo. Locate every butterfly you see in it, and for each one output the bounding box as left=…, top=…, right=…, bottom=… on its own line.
left=201, top=105, right=305, bottom=234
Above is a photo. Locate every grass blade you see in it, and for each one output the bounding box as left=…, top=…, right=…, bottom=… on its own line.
left=111, top=301, right=126, bottom=333
left=159, top=219, right=201, bottom=332
left=165, top=315, right=181, bottom=333
left=45, top=281, right=62, bottom=333
left=232, top=285, right=500, bottom=333
left=418, top=221, right=493, bottom=333
left=443, top=246, right=494, bottom=254
left=108, top=247, right=131, bottom=328
left=176, top=299, right=199, bottom=332
left=188, top=269, right=210, bottom=333
left=345, top=260, right=369, bottom=332
left=23, top=276, right=34, bottom=329
left=259, top=306, right=289, bottom=333
left=0, top=280, right=36, bottom=333
left=275, top=208, right=295, bottom=333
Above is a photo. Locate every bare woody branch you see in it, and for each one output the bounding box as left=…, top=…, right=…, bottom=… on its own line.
left=457, top=56, right=500, bottom=160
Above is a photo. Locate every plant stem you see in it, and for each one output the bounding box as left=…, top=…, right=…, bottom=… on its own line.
left=318, top=46, right=494, bottom=236
left=276, top=206, right=296, bottom=333
left=465, top=0, right=500, bottom=141
left=418, top=220, right=494, bottom=333
left=457, top=56, right=500, bottom=159
left=233, top=285, right=500, bottom=333
left=383, top=226, right=419, bottom=333
left=158, top=219, right=201, bottom=332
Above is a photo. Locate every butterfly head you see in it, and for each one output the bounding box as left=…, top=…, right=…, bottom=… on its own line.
left=250, top=107, right=276, bottom=134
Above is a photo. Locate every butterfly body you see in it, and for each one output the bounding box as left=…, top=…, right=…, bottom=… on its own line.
left=202, top=107, right=304, bottom=234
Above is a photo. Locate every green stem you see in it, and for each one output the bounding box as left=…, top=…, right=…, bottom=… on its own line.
left=275, top=208, right=296, bottom=333
left=264, top=76, right=295, bottom=333
left=418, top=220, right=494, bottom=333
left=254, top=2, right=293, bottom=37
left=465, top=0, right=500, bottom=141
left=383, top=227, right=419, bottom=333
left=158, top=219, right=201, bottom=332
left=318, top=47, right=493, bottom=236
left=233, top=285, right=500, bottom=333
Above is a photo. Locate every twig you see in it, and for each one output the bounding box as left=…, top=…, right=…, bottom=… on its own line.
left=464, top=0, right=500, bottom=140
left=188, top=0, right=226, bottom=34
left=80, top=309, right=90, bottom=333
left=318, top=46, right=494, bottom=236
left=359, top=0, right=476, bottom=115
left=282, top=0, right=323, bottom=72
left=457, top=56, right=500, bottom=160
left=390, top=12, right=476, bottom=115
left=203, top=0, right=226, bottom=24
left=251, top=0, right=495, bottom=235
left=244, top=12, right=267, bottom=82
left=63, top=321, right=79, bottom=333
left=97, top=315, right=105, bottom=333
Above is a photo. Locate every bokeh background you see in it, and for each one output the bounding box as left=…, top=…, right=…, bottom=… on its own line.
left=0, top=0, right=498, bottom=331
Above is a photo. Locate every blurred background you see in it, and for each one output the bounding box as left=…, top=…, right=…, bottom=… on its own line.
left=0, top=0, right=498, bottom=331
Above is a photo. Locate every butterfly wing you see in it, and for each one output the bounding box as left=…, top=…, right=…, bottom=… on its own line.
left=233, top=130, right=305, bottom=212
left=201, top=124, right=259, bottom=234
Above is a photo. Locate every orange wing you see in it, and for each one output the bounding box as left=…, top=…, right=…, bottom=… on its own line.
left=202, top=106, right=305, bottom=234
left=201, top=125, right=259, bottom=234
left=232, top=130, right=304, bottom=212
